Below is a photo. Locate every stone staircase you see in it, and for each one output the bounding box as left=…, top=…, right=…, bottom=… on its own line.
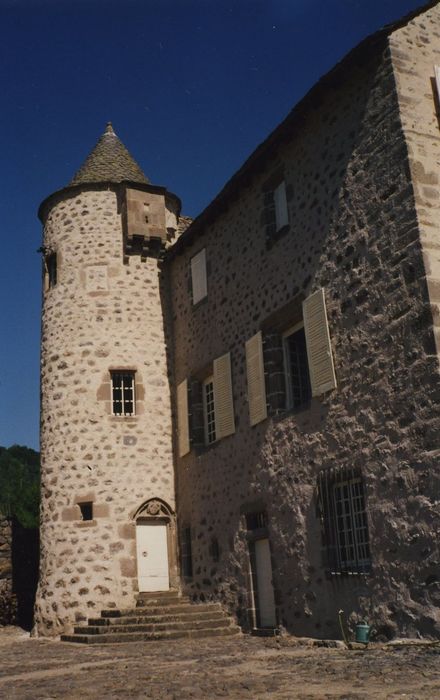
left=61, top=591, right=241, bottom=644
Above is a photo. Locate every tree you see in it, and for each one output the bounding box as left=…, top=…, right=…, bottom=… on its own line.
left=0, top=446, right=40, bottom=528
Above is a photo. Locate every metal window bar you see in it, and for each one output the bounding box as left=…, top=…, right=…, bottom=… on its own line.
left=112, top=372, right=135, bottom=416
left=203, top=378, right=216, bottom=444
left=317, top=466, right=370, bottom=575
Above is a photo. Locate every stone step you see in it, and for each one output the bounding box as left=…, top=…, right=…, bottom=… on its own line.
left=61, top=625, right=241, bottom=645
left=135, top=595, right=189, bottom=608
left=74, top=617, right=233, bottom=636
left=89, top=610, right=227, bottom=626
left=101, top=603, right=222, bottom=618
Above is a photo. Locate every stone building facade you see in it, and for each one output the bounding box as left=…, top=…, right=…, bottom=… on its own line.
left=36, top=1, right=440, bottom=639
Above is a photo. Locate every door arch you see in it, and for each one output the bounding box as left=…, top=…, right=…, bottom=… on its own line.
left=133, top=499, right=178, bottom=592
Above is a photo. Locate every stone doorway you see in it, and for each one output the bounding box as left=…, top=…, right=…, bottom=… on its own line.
left=133, top=499, right=178, bottom=593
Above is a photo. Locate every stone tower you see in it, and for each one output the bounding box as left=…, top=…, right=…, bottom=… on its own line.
left=35, top=124, right=180, bottom=636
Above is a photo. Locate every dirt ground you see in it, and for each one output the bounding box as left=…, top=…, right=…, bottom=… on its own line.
left=0, top=627, right=439, bottom=699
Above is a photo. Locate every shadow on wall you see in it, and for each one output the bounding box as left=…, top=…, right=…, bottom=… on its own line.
left=11, top=519, right=39, bottom=630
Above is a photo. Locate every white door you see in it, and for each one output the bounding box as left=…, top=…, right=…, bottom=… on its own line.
left=254, top=538, right=276, bottom=627
left=136, top=522, right=169, bottom=592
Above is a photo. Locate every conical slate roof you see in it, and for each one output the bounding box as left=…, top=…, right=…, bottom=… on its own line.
left=69, top=122, right=149, bottom=186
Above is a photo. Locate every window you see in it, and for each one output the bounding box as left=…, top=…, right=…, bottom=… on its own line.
left=318, top=469, right=371, bottom=575
left=111, top=371, right=135, bottom=416
left=245, top=288, right=337, bottom=425
left=190, top=248, right=207, bottom=305
left=181, top=527, right=193, bottom=578
left=46, top=252, right=57, bottom=288
left=274, top=180, right=288, bottom=231
left=78, top=502, right=93, bottom=521
left=179, top=352, right=235, bottom=451
left=246, top=511, right=268, bottom=531
left=282, top=322, right=311, bottom=409
left=203, top=376, right=216, bottom=444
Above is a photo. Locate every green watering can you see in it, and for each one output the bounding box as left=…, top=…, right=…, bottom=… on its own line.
left=355, top=621, right=371, bottom=644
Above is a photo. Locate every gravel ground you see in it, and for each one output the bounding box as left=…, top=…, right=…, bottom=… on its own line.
left=0, top=627, right=439, bottom=699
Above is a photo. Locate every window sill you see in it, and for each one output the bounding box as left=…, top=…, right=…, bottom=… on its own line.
left=270, top=399, right=312, bottom=419
left=192, top=295, right=208, bottom=310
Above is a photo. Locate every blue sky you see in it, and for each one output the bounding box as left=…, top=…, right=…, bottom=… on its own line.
left=0, top=0, right=428, bottom=450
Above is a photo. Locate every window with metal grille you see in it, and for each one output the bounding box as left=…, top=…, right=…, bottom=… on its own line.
left=181, top=527, right=193, bottom=578
left=282, top=323, right=311, bottom=409
left=317, top=468, right=371, bottom=575
left=111, top=371, right=135, bottom=416
left=246, top=511, right=268, bottom=531
left=202, top=376, right=216, bottom=444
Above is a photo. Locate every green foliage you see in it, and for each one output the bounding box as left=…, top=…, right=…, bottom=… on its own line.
left=0, top=445, right=40, bottom=528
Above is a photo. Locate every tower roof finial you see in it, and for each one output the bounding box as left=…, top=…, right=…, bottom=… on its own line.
left=105, top=121, right=114, bottom=134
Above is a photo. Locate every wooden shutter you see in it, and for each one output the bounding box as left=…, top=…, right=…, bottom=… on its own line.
left=245, top=332, right=267, bottom=426
left=190, top=249, right=207, bottom=305
left=274, top=181, right=288, bottom=231
left=176, top=379, right=190, bottom=457
left=303, top=288, right=337, bottom=397
left=213, top=352, right=235, bottom=439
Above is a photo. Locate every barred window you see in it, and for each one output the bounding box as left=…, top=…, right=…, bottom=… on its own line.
left=203, top=376, right=216, bottom=444
left=111, top=371, right=135, bottom=416
left=318, top=468, right=371, bottom=575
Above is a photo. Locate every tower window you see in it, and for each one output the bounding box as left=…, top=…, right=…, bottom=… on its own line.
left=111, top=371, right=135, bottom=416
left=78, top=502, right=93, bottom=521
left=143, top=203, right=150, bottom=223
left=46, top=252, right=57, bottom=288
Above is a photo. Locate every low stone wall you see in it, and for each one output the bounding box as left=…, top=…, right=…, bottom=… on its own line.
left=0, top=516, right=16, bottom=625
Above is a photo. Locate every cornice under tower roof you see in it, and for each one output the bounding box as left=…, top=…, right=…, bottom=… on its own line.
left=69, top=122, right=149, bottom=186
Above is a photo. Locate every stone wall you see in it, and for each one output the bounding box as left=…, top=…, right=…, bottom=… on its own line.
left=390, top=3, right=440, bottom=362
left=0, top=516, right=16, bottom=625
left=168, top=36, right=440, bottom=639
left=35, top=186, right=176, bottom=636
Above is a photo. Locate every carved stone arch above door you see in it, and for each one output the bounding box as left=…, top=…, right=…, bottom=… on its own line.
left=133, top=497, right=174, bottom=522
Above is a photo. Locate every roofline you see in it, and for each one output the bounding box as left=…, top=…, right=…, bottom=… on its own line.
left=165, top=0, right=439, bottom=261
left=38, top=181, right=181, bottom=223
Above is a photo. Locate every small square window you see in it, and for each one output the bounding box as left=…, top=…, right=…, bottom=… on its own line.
left=202, top=376, right=216, bottom=445
left=282, top=323, right=311, bottom=409
left=79, top=502, right=93, bottom=521
left=246, top=511, right=268, bottom=531
left=111, top=371, right=135, bottom=416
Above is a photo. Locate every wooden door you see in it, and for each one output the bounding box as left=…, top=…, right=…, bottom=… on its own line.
left=254, top=538, right=276, bottom=627
left=136, top=521, right=169, bottom=592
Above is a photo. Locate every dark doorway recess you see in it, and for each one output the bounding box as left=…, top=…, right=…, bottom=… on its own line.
left=11, top=519, right=39, bottom=630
